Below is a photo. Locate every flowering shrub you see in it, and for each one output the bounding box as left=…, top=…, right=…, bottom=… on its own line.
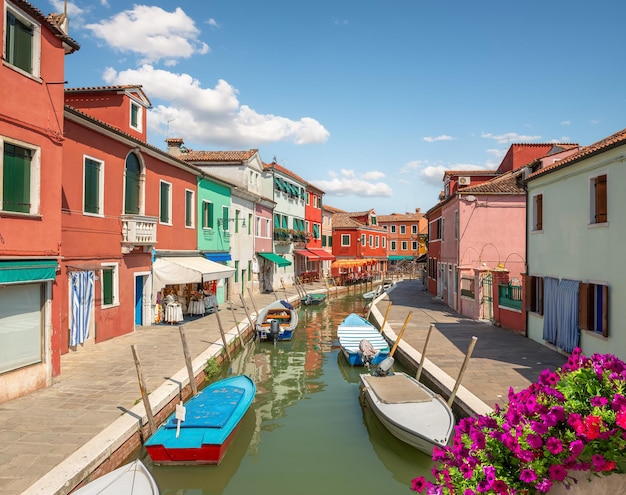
left=412, top=348, right=626, bottom=495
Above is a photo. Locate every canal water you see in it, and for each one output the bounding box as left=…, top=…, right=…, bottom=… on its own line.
left=146, top=292, right=434, bottom=494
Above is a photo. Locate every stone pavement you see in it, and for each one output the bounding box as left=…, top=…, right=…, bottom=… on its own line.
left=0, top=278, right=569, bottom=495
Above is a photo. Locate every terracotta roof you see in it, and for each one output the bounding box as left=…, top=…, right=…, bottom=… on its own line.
left=458, top=169, right=525, bottom=195
left=529, top=127, right=626, bottom=180
left=10, top=1, right=80, bottom=52
left=378, top=212, right=424, bottom=221
left=179, top=149, right=259, bottom=162
left=443, top=170, right=499, bottom=179
left=332, top=210, right=386, bottom=231
left=323, top=205, right=346, bottom=214
left=262, top=161, right=308, bottom=185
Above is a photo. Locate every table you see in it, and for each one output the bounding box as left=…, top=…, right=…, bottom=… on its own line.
left=164, top=303, right=183, bottom=324
left=188, top=299, right=205, bottom=316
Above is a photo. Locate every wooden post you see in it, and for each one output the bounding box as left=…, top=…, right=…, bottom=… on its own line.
left=379, top=301, right=392, bottom=334
left=229, top=302, right=244, bottom=344
left=415, top=324, right=435, bottom=381
left=239, top=292, right=255, bottom=334
left=246, top=287, right=260, bottom=317
left=131, top=344, right=156, bottom=435
left=447, top=336, right=478, bottom=407
left=389, top=311, right=413, bottom=357
left=178, top=326, right=198, bottom=396
left=213, top=305, right=232, bottom=362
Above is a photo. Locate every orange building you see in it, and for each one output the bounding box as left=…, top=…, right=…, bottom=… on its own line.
left=378, top=208, right=428, bottom=269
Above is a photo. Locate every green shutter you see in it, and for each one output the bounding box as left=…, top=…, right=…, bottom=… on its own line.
left=102, top=268, right=113, bottom=305
left=124, top=154, right=141, bottom=214
left=160, top=182, right=169, bottom=222
left=6, top=12, right=33, bottom=73
left=84, top=158, right=100, bottom=214
left=222, top=207, right=229, bottom=231
left=3, top=143, right=31, bottom=213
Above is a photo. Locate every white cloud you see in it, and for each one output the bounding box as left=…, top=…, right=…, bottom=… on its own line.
left=312, top=170, right=392, bottom=198
left=207, top=18, right=219, bottom=28
left=423, top=135, right=455, bottom=143
left=399, top=160, right=421, bottom=173
left=104, top=65, right=330, bottom=147
left=561, top=120, right=571, bottom=126
left=481, top=132, right=541, bottom=144
left=50, top=1, right=87, bottom=23
left=422, top=165, right=446, bottom=185
left=85, top=5, right=209, bottom=65
left=362, top=171, right=386, bottom=180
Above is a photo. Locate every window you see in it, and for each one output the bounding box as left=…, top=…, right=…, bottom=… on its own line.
left=2, top=141, right=40, bottom=214
left=401, top=241, right=408, bottom=251
left=375, top=236, right=379, bottom=248
left=400, top=225, right=406, bottom=235
left=533, top=194, right=543, bottom=231
left=159, top=181, right=171, bottom=224
left=412, top=225, right=418, bottom=235
left=222, top=206, right=229, bottom=231
left=590, top=174, right=607, bottom=224
left=382, top=237, right=386, bottom=248
left=341, top=234, right=350, bottom=246
left=412, top=241, right=418, bottom=251
left=248, top=213, right=252, bottom=235
left=454, top=210, right=459, bottom=240
left=124, top=153, right=141, bottom=215
left=83, top=156, right=103, bottom=215
left=361, top=233, right=366, bottom=246
left=185, top=190, right=194, bottom=228
left=524, top=275, right=544, bottom=315
left=391, top=241, right=396, bottom=250
left=5, top=6, right=40, bottom=77
left=390, top=225, right=396, bottom=234
left=202, top=200, right=213, bottom=229
left=101, top=264, right=119, bottom=307
left=579, top=282, right=609, bottom=337
left=461, top=277, right=475, bottom=299
left=234, top=261, right=239, bottom=283
left=430, top=218, right=443, bottom=240
left=235, top=210, right=240, bottom=233
left=368, top=235, right=373, bottom=247
left=130, top=102, right=142, bottom=131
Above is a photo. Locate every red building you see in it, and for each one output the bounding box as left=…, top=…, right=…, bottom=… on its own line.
left=60, top=86, right=203, bottom=354
left=0, top=2, right=79, bottom=402
left=331, top=209, right=388, bottom=282
left=300, top=183, right=334, bottom=280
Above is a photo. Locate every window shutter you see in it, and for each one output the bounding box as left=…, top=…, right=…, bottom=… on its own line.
left=538, top=277, right=544, bottom=315
left=524, top=274, right=532, bottom=312
left=595, top=174, right=607, bottom=223
left=536, top=194, right=543, bottom=230
left=602, top=285, right=609, bottom=337
left=578, top=283, right=590, bottom=330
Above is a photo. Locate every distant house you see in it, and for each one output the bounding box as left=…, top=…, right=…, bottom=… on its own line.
left=426, top=143, right=579, bottom=332
left=525, top=127, right=626, bottom=361
left=378, top=208, right=428, bottom=270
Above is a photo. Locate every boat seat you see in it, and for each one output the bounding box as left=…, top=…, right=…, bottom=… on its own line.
left=363, top=374, right=433, bottom=404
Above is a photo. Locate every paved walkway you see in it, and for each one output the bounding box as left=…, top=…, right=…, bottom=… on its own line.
left=0, top=278, right=568, bottom=495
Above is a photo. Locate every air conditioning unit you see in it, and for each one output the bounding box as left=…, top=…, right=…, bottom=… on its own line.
left=458, top=176, right=471, bottom=186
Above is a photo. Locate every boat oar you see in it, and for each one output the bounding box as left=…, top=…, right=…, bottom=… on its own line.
left=389, top=311, right=413, bottom=358
left=379, top=301, right=392, bottom=334
left=447, top=336, right=478, bottom=407
left=415, top=324, right=435, bottom=381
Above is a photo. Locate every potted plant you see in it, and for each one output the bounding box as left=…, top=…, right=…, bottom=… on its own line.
left=412, top=348, right=626, bottom=495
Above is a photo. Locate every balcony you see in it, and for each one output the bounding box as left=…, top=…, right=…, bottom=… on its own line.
left=121, top=215, right=158, bottom=254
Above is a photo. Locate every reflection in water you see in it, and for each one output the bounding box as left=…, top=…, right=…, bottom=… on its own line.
left=148, top=294, right=433, bottom=494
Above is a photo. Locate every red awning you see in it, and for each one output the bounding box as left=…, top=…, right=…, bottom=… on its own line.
left=306, top=248, right=335, bottom=261
left=293, top=249, right=320, bottom=260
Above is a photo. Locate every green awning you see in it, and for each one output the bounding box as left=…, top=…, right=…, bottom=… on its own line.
left=388, top=255, right=414, bottom=261
left=258, top=252, right=291, bottom=267
left=0, top=260, right=58, bottom=284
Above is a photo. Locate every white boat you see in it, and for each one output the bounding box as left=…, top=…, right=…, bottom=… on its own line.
left=337, top=313, right=390, bottom=366
left=255, top=299, right=299, bottom=342
left=359, top=371, right=455, bottom=455
left=72, top=459, right=160, bottom=495
left=363, top=280, right=395, bottom=300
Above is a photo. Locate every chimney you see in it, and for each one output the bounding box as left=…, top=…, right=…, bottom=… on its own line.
left=165, top=138, right=184, bottom=157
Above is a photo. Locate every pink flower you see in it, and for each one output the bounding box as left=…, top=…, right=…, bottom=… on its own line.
left=548, top=464, right=567, bottom=481
left=545, top=436, right=563, bottom=454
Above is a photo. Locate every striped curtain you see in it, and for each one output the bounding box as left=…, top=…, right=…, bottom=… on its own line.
left=542, top=277, right=559, bottom=344
left=70, top=271, right=94, bottom=346
left=556, top=279, right=580, bottom=353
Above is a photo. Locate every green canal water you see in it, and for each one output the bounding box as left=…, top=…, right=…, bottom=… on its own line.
left=145, top=293, right=434, bottom=494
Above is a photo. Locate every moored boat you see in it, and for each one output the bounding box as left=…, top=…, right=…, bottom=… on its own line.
left=72, top=459, right=159, bottom=495
left=145, top=374, right=256, bottom=465
left=301, top=293, right=327, bottom=306
left=255, top=299, right=299, bottom=342
left=359, top=369, right=454, bottom=455
left=337, top=313, right=390, bottom=366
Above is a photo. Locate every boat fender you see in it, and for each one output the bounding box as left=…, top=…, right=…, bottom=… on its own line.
left=280, top=300, right=294, bottom=310
left=374, top=356, right=395, bottom=377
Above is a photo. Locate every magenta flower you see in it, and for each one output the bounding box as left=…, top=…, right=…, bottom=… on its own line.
left=548, top=464, right=567, bottom=481
left=411, top=476, right=427, bottom=492
left=526, top=433, right=543, bottom=449
left=536, top=478, right=553, bottom=493
left=545, top=436, right=563, bottom=454
left=520, top=468, right=537, bottom=483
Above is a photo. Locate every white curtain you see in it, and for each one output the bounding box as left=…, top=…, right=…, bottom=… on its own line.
left=70, top=271, right=94, bottom=346
left=556, top=279, right=580, bottom=353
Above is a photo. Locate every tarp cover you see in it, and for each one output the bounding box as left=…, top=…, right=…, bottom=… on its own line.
left=153, top=256, right=235, bottom=288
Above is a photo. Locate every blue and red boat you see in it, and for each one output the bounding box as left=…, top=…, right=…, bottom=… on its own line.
left=145, top=374, right=256, bottom=465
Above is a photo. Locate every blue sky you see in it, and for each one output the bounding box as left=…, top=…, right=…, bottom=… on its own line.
left=40, top=0, right=626, bottom=214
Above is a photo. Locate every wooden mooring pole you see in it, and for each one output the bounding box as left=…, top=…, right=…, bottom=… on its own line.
left=239, top=292, right=255, bottom=333
left=389, top=311, right=413, bottom=358
left=213, top=305, right=232, bottom=362
left=379, top=301, right=392, bottom=334
left=131, top=344, right=156, bottom=435
left=447, top=336, right=478, bottom=407
left=415, top=324, right=435, bottom=381
left=178, top=326, right=198, bottom=396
